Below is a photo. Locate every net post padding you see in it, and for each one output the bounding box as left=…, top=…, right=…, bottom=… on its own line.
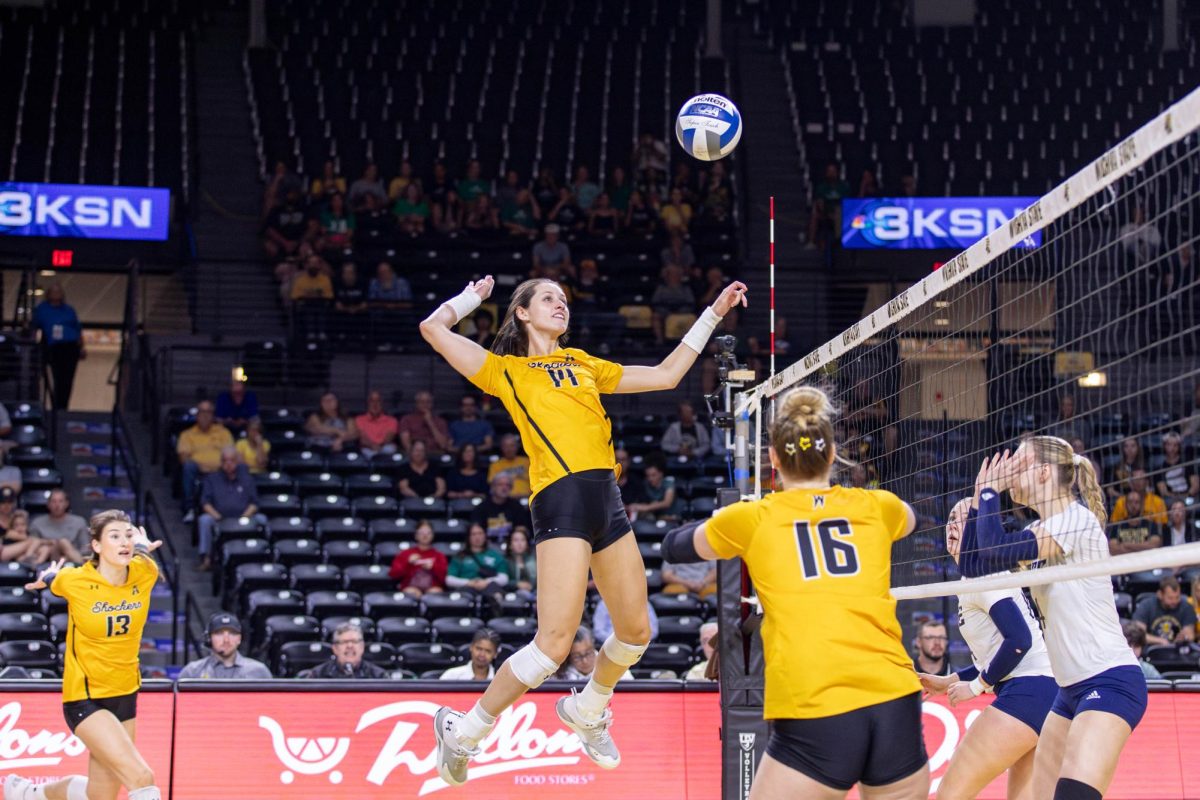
left=735, top=84, right=1200, bottom=420
left=891, top=541, right=1200, bottom=601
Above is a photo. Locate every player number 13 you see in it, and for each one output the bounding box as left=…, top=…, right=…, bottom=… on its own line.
left=106, top=614, right=131, bottom=637
left=793, top=519, right=860, bottom=579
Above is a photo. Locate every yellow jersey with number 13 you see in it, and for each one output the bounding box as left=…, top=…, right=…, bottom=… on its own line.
left=704, top=486, right=919, bottom=719
left=469, top=348, right=623, bottom=499
left=51, top=554, right=159, bottom=702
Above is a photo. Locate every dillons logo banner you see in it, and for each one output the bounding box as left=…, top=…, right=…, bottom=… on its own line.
left=0, top=182, right=170, bottom=241
left=841, top=197, right=1041, bottom=250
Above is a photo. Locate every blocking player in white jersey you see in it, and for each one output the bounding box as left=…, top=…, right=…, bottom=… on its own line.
left=920, top=498, right=1058, bottom=800
left=965, top=439, right=1145, bottom=800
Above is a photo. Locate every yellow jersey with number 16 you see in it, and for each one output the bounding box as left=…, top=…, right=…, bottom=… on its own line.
left=469, top=348, right=623, bottom=499
left=704, top=486, right=919, bottom=720
left=51, top=554, right=159, bottom=702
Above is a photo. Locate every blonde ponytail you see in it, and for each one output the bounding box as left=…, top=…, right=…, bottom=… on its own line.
left=1073, top=456, right=1108, bottom=528
left=1026, top=436, right=1108, bottom=528
left=769, top=386, right=839, bottom=480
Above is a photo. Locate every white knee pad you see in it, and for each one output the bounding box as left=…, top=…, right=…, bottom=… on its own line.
left=601, top=635, right=648, bottom=668
left=66, top=776, right=89, bottom=800
left=507, top=642, right=559, bottom=689
left=127, top=787, right=162, bottom=800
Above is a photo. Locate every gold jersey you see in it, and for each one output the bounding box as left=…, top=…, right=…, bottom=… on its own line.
left=51, top=554, right=159, bottom=702
left=470, top=348, right=623, bottom=498
left=705, top=486, right=920, bottom=719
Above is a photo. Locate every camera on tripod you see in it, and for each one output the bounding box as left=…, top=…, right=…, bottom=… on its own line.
left=705, top=335, right=749, bottom=430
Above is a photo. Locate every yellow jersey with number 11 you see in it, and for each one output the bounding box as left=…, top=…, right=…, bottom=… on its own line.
left=704, top=486, right=919, bottom=719
left=51, top=554, right=159, bottom=702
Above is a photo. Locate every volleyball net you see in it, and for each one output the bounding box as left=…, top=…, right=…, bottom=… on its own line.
left=734, top=85, right=1200, bottom=605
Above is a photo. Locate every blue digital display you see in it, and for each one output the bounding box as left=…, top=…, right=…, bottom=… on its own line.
left=0, top=182, right=170, bottom=241
left=841, top=197, right=1041, bottom=250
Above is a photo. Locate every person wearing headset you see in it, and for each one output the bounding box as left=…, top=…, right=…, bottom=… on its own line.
left=177, top=613, right=272, bottom=679
left=298, top=621, right=389, bottom=679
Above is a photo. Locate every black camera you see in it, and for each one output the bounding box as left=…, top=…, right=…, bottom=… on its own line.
left=714, top=335, right=739, bottom=383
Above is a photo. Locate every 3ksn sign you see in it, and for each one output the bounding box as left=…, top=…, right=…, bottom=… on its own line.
left=842, top=197, right=1041, bottom=250
left=0, top=182, right=170, bottom=241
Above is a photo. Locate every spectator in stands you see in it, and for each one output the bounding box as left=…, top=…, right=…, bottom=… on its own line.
left=398, top=390, right=451, bottom=456
left=446, top=443, right=489, bottom=499
left=624, top=189, right=656, bottom=236
left=397, top=440, right=446, bottom=499
left=670, top=162, right=698, bottom=206
left=305, top=391, right=358, bottom=453
left=354, top=390, right=399, bottom=458
left=1182, top=383, right=1200, bottom=444
left=806, top=163, right=849, bottom=251
left=367, top=261, right=413, bottom=346
left=685, top=622, right=719, bottom=681
left=1048, top=393, right=1092, bottom=448
left=290, top=254, right=334, bottom=341
left=1112, top=470, right=1168, bottom=525
left=263, top=160, right=303, bottom=219
left=495, top=169, right=523, bottom=214
left=1134, top=576, right=1196, bottom=646
left=0, top=401, right=11, bottom=448
left=1119, top=202, right=1162, bottom=261
left=898, top=174, right=918, bottom=197
left=355, top=191, right=395, bottom=241
left=571, top=164, right=600, bottom=211
left=607, top=166, right=632, bottom=212
left=449, top=395, right=494, bottom=453
left=215, top=379, right=259, bottom=436
left=178, top=613, right=272, bottom=679
left=661, top=553, right=717, bottom=598
left=505, top=526, right=536, bottom=596
left=198, top=446, right=266, bottom=571
left=842, top=463, right=879, bottom=490
left=547, top=187, right=586, bottom=232
left=658, top=188, right=693, bottom=235
left=699, top=162, right=733, bottom=225
left=1122, top=621, right=1163, bottom=680
left=333, top=261, right=369, bottom=340
left=1070, top=436, right=1103, bottom=488
left=29, top=489, right=89, bottom=562
left=448, top=523, right=511, bottom=599
left=633, top=133, right=667, bottom=181
left=650, top=264, right=696, bottom=346
left=456, top=159, right=490, bottom=204
left=463, top=194, right=500, bottom=236
left=348, top=162, right=388, bottom=211
left=0, top=486, right=16, bottom=535
left=262, top=190, right=307, bottom=260
left=1158, top=431, right=1199, bottom=501
left=318, top=192, right=355, bottom=254
left=912, top=620, right=951, bottom=676
left=857, top=168, right=881, bottom=199
left=614, top=448, right=642, bottom=510
left=1108, top=436, right=1146, bottom=500
left=487, top=434, right=530, bottom=498
left=236, top=418, right=271, bottom=474
left=592, top=596, right=659, bottom=648
left=532, top=166, right=559, bottom=212
left=1, top=508, right=56, bottom=565
left=468, top=308, right=496, bottom=350
left=661, top=400, right=711, bottom=459
left=471, top=473, right=531, bottom=541
left=1107, top=489, right=1163, bottom=554
left=441, top=628, right=502, bottom=681
left=695, top=266, right=727, bottom=311
left=177, top=400, right=234, bottom=521
left=558, top=625, right=632, bottom=682
left=386, top=159, right=418, bottom=202
left=501, top=188, right=541, bottom=238
left=31, top=282, right=85, bottom=410
left=393, top=183, right=431, bottom=236
left=1164, top=499, right=1191, bottom=547
left=301, top=622, right=389, bottom=679
left=531, top=224, right=574, bottom=279
left=627, top=459, right=683, bottom=521
left=428, top=165, right=462, bottom=234
left=660, top=233, right=696, bottom=272
left=388, top=520, right=448, bottom=597
left=587, top=192, right=620, bottom=236
left=310, top=160, right=346, bottom=206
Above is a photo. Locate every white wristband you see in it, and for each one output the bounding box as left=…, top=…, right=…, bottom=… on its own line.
left=443, top=288, right=483, bottom=323
left=968, top=677, right=986, bottom=696
left=681, top=306, right=723, bottom=354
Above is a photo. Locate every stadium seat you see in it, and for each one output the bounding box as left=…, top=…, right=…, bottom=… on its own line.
left=400, top=497, right=447, bottom=519
left=277, top=641, right=333, bottom=677
left=342, top=564, right=395, bottom=595
left=0, top=640, right=59, bottom=670
left=398, top=642, right=462, bottom=672
left=289, top=563, right=343, bottom=594
left=0, top=588, right=40, bottom=614
left=346, top=473, right=395, bottom=499
left=232, top=563, right=289, bottom=608
left=329, top=451, right=374, bottom=476
left=296, top=472, right=346, bottom=498
left=494, top=593, right=535, bottom=617
left=371, top=453, right=409, bottom=477
left=306, top=590, right=363, bottom=619
left=364, top=641, right=399, bottom=670
left=49, top=613, right=68, bottom=643
left=1146, top=644, right=1200, bottom=673
left=244, top=590, right=306, bottom=639
left=304, top=494, right=352, bottom=520
left=430, top=518, right=469, bottom=543
left=257, top=493, right=304, bottom=518
left=377, top=616, right=434, bottom=646
left=432, top=616, right=486, bottom=645
left=317, top=517, right=369, bottom=543
left=20, top=468, right=63, bottom=491
left=254, top=471, right=296, bottom=494
left=649, top=592, right=705, bottom=617
left=634, top=519, right=671, bottom=541
left=279, top=451, right=327, bottom=475
left=0, top=612, right=51, bottom=643
left=273, top=538, right=323, bottom=567
left=8, top=447, right=55, bottom=470
left=639, top=643, right=695, bottom=674
left=644, top=568, right=663, bottom=592
left=262, top=614, right=321, bottom=662
left=268, top=516, right=315, bottom=540
left=420, top=592, right=478, bottom=620
left=363, top=591, right=421, bottom=619
left=324, top=540, right=374, bottom=568
left=369, top=517, right=417, bottom=543
left=216, top=517, right=267, bottom=546
left=639, top=542, right=663, bottom=570
left=486, top=616, right=536, bottom=640
left=0, top=563, right=35, bottom=588
left=656, top=615, right=703, bottom=645
left=352, top=495, right=401, bottom=520
left=447, top=497, right=483, bottom=516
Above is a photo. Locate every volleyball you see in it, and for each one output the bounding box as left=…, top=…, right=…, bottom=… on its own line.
left=674, top=93, right=743, bottom=161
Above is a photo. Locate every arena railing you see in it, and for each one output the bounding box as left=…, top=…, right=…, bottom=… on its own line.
left=144, top=487, right=183, bottom=665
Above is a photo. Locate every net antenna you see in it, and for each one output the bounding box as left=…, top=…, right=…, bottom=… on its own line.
left=731, top=84, right=1200, bottom=595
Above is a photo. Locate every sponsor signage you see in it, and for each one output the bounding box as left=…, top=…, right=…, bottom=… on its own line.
left=842, top=197, right=1041, bottom=250
left=0, top=182, right=170, bottom=240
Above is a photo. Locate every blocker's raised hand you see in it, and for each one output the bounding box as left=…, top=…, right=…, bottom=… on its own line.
left=133, top=525, right=164, bottom=553
left=467, top=275, right=495, bottom=302
left=712, top=281, right=749, bottom=317
left=25, top=558, right=66, bottom=591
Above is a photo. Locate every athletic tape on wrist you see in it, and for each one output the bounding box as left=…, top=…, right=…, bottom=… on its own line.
left=968, top=677, right=986, bottom=696
left=444, top=289, right=483, bottom=323
left=681, top=306, right=723, bottom=354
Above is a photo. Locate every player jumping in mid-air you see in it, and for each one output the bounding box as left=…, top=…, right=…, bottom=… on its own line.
left=661, top=386, right=930, bottom=799
left=919, top=497, right=1058, bottom=800
left=420, top=273, right=746, bottom=785
left=966, top=439, right=1147, bottom=800
left=4, top=511, right=163, bottom=800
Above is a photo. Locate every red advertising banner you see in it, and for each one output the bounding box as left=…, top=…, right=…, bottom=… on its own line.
left=0, top=687, right=174, bottom=798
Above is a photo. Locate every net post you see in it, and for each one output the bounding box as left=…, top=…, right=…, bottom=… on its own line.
left=733, top=392, right=751, bottom=496
left=769, top=195, right=776, bottom=377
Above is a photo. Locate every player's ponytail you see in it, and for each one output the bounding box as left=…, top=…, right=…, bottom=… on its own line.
left=492, top=278, right=569, bottom=357
left=1026, top=436, right=1108, bottom=528
left=769, top=386, right=840, bottom=481
left=1074, top=455, right=1108, bottom=529
left=87, top=508, right=133, bottom=565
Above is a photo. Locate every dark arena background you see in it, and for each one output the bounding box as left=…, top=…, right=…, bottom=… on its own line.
left=0, top=0, right=1198, bottom=798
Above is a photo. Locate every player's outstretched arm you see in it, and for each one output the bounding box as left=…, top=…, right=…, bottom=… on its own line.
left=418, top=276, right=495, bottom=380
left=614, top=281, right=747, bottom=393
left=25, top=558, right=66, bottom=591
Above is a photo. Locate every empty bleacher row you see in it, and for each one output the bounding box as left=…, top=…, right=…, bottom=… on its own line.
left=749, top=0, right=1197, bottom=195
